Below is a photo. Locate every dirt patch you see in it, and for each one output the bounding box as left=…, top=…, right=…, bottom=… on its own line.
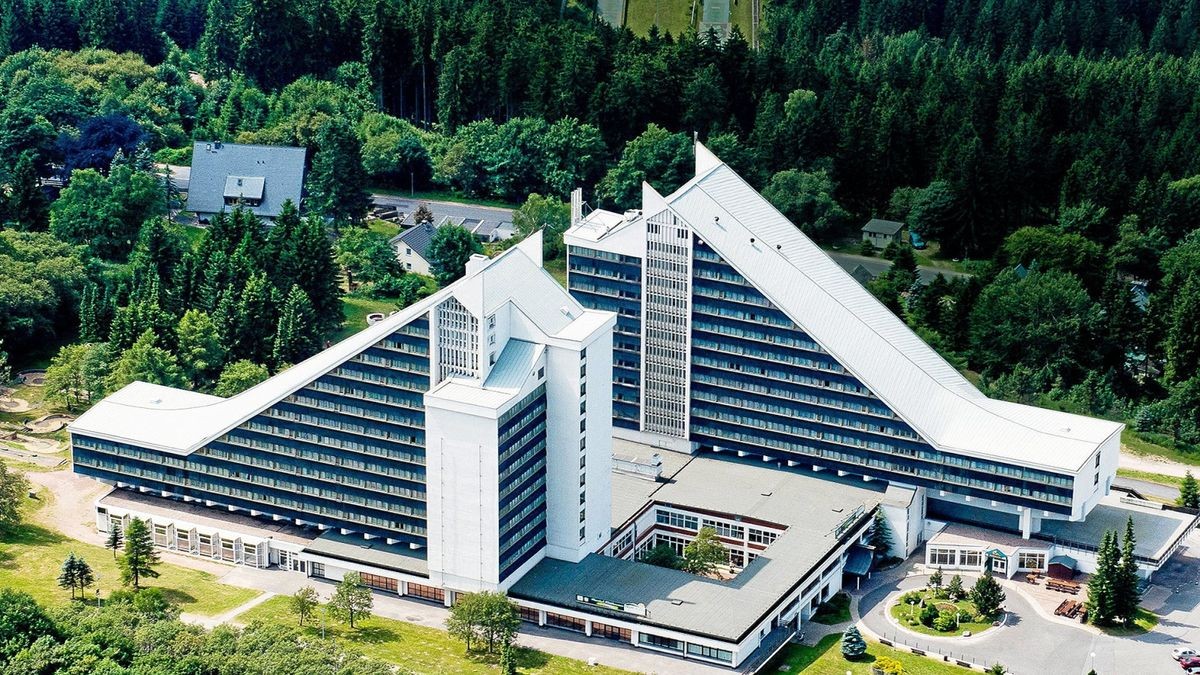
left=0, top=395, right=32, bottom=413
left=23, top=414, right=73, bottom=434
left=17, top=370, right=47, bottom=386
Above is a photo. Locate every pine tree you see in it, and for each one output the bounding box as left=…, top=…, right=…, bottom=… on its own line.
left=869, top=509, right=894, bottom=557
left=929, top=566, right=944, bottom=592
left=1088, top=530, right=1119, bottom=625
left=5, top=150, right=48, bottom=230
left=947, top=574, right=965, bottom=600
left=272, top=285, right=317, bottom=369
left=841, top=625, right=867, bottom=659
left=294, top=215, right=342, bottom=336
left=106, top=523, right=123, bottom=559
left=58, top=552, right=79, bottom=599
left=119, top=517, right=160, bottom=589
left=970, top=570, right=1006, bottom=617
left=1179, top=471, right=1199, bottom=509
left=1114, top=517, right=1141, bottom=625
left=78, top=283, right=103, bottom=343
left=308, top=118, right=371, bottom=224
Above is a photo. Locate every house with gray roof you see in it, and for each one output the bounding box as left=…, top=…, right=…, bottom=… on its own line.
left=390, top=221, right=441, bottom=275
left=188, top=141, right=306, bottom=221
left=861, top=218, right=904, bottom=249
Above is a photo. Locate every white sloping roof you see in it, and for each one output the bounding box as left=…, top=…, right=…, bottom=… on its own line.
left=70, top=245, right=607, bottom=455
left=659, top=157, right=1122, bottom=474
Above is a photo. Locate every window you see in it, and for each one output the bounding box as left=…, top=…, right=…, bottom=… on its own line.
left=928, top=548, right=956, bottom=566
left=309, top=562, right=326, bottom=579
left=405, top=247, right=411, bottom=255
left=702, top=519, right=744, bottom=539
left=537, top=367, right=545, bottom=379
left=406, top=583, right=445, bottom=603
left=960, top=550, right=983, bottom=567
left=748, top=528, right=779, bottom=546
left=592, top=622, right=631, bottom=641
left=1018, top=552, right=1046, bottom=571
left=546, top=612, right=586, bottom=632
left=639, top=633, right=683, bottom=652
left=359, top=572, right=399, bottom=593
left=687, top=644, right=733, bottom=663
left=656, top=510, right=699, bottom=530
left=1096, top=452, right=1101, bottom=468
left=518, top=605, right=541, bottom=623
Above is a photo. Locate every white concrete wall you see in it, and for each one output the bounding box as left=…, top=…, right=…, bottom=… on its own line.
left=425, top=404, right=501, bottom=591
left=1069, top=429, right=1122, bottom=522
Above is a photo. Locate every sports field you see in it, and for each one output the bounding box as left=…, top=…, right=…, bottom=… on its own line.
left=625, top=0, right=758, bottom=43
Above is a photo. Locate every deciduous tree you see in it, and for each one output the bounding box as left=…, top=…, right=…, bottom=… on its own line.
left=427, top=224, right=482, bottom=286
left=328, top=572, right=372, bottom=629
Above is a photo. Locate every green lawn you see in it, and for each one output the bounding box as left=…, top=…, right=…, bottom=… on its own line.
left=238, top=596, right=632, bottom=675
left=0, top=491, right=260, bottom=616
left=770, top=634, right=973, bottom=675
left=811, top=591, right=851, bottom=624
left=889, top=590, right=994, bottom=638
left=1117, top=468, right=1185, bottom=488
left=1122, top=428, right=1200, bottom=467
left=367, top=218, right=402, bottom=240
left=173, top=222, right=207, bottom=250
left=338, top=296, right=402, bottom=342
left=626, top=0, right=696, bottom=37
left=1099, top=607, right=1158, bottom=636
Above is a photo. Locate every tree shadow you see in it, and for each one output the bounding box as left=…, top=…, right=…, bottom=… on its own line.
left=3, top=522, right=69, bottom=547
left=161, top=588, right=199, bottom=605
left=514, top=645, right=551, bottom=669
left=349, top=625, right=399, bottom=645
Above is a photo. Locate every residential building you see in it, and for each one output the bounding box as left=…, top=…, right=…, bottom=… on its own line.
left=390, top=221, right=440, bottom=274
left=188, top=141, right=306, bottom=221
left=861, top=218, right=904, bottom=248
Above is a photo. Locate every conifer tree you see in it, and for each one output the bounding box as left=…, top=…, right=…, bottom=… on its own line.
left=106, top=523, right=123, bottom=559
left=970, top=570, right=1006, bottom=617
left=308, top=118, right=370, bottom=224
left=1179, top=471, right=1199, bottom=509
left=58, top=552, right=80, bottom=599
left=1114, top=517, right=1141, bottom=625
left=5, top=150, right=48, bottom=230
left=119, top=517, right=160, bottom=589
left=1088, top=530, right=1119, bottom=625
left=869, top=509, right=894, bottom=557
left=272, top=285, right=317, bottom=369
left=841, top=625, right=867, bottom=659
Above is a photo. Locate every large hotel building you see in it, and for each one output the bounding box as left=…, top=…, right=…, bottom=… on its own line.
left=69, top=145, right=1194, bottom=671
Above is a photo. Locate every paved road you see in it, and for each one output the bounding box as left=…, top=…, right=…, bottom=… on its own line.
left=856, top=534, right=1200, bottom=675
left=1116, top=478, right=1180, bottom=503
left=370, top=193, right=514, bottom=224
left=825, top=250, right=972, bottom=285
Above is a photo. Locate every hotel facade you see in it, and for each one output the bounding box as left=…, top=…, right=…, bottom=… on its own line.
left=67, top=147, right=1193, bottom=671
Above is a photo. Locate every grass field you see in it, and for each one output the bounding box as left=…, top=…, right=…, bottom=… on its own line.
left=1098, top=607, right=1158, bottom=636
left=889, top=590, right=994, bottom=638
left=238, top=595, right=632, bottom=675
left=811, top=591, right=851, bottom=624
left=769, top=634, right=973, bottom=674
left=544, top=257, right=568, bottom=288
left=1117, top=467, right=1185, bottom=488
left=366, top=218, right=402, bottom=240
left=626, top=0, right=696, bottom=37
left=1122, top=428, right=1200, bottom=467
left=338, top=296, right=402, bottom=342
left=0, top=491, right=260, bottom=616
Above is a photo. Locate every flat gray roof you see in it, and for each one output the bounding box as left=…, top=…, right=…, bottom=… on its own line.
left=609, top=439, right=692, bottom=527
left=304, top=531, right=429, bottom=577
left=511, top=453, right=883, bottom=642
left=1037, top=497, right=1197, bottom=561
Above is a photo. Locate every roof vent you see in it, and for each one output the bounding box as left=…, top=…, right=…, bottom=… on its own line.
left=750, top=237, right=755, bottom=244
left=670, top=599, right=684, bottom=606
left=760, top=491, right=773, bottom=497
left=776, top=244, right=782, bottom=250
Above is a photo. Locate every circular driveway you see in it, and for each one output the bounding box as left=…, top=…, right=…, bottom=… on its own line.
left=855, top=550, right=1200, bottom=675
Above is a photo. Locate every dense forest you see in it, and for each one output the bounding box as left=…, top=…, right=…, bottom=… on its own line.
left=1, top=0, right=1200, bottom=451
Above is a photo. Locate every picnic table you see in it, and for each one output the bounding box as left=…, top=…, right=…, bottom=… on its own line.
left=1047, top=578, right=1081, bottom=594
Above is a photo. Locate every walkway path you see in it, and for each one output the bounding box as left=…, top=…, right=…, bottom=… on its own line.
left=1120, top=451, right=1199, bottom=479
left=184, top=591, right=277, bottom=629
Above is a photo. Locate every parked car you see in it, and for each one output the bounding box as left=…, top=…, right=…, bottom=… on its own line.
left=1175, top=648, right=1198, bottom=660
left=1184, top=667, right=1200, bottom=675
left=909, top=230, right=927, bottom=250
left=1180, top=655, right=1200, bottom=669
